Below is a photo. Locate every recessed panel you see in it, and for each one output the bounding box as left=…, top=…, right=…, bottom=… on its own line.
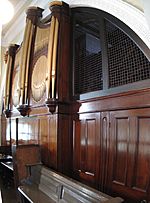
left=113, top=118, right=129, bottom=185
left=134, top=117, right=150, bottom=191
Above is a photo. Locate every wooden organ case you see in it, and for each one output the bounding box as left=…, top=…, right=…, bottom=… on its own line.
left=3, top=1, right=74, bottom=175
left=2, top=1, right=150, bottom=203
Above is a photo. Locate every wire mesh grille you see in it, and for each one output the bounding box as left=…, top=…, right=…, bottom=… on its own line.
left=106, top=21, right=150, bottom=88
left=74, top=25, right=103, bottom=95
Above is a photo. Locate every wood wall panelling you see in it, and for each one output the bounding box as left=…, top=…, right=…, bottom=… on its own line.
left=100, top=112, right=110, bottom=192
left=57, top=114, right=72, bottom=175
left=73, top=113, right=100, bottom=188
left=1, top=2, right=150, bottom=203
left=11, top=118, right=17, bottom=145
left=39, top=115, right=57, bottom=169
left=17, top=117, right=39, bottom=145
left=79, top=89, right=150, bottom=113
left=73, top=105, right=150, bottom=202
left=133, top=117, right=150, bottom=195
left=108, top=109, right=150, bottom=202
left=39, top=116, right=50, bottom=166
left=48, top=115, right=57, bottom=169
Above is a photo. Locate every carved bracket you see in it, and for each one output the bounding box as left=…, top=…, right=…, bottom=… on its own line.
left=45, top=98, right=81, bottom=115
left=45, top=98, right=58, bottom=114
left=3, top=109, right=12, bottom=118
left=17, top=104, right=31, bottom=117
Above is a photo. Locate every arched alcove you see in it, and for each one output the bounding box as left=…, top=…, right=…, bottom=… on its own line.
left=67, top=0, right=150, bottom=49
left=72, top=7, right=150, bottom=100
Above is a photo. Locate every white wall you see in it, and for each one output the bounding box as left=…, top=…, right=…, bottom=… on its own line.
left=142, top=0, right=150, bottom=30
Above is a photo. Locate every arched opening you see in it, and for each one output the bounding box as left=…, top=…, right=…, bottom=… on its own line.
left=72, top=7, right=150, bottom=100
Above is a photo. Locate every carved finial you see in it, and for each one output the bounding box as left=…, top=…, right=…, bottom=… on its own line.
left=49, top=1, right=63, bottom=7
left=26, top=6, right=44, bottom=22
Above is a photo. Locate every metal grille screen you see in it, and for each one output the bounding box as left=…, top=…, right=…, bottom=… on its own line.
left=106, top=21, right=150, bottom=88
left=74, top=18, right=103, bottom=95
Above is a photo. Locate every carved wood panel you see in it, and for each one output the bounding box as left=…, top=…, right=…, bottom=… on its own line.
left=113, top=117, right=129, bottom=185
left=108, top=109, right=150, bottom=202
left=39, top=116, right=50, bottom=166
left=133, top=117, right=150, bottom=193
left=73, top=113, right=100, bottom=188
left=48, top=115, right=57, bottom=169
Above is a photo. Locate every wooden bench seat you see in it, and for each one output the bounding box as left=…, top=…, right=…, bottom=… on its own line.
left=19, top=184, right=55, bottom=203
left=18, top=165, right=123, bottom=203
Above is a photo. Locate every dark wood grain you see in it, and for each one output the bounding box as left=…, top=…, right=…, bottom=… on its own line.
left=1, top=2, right=150, bottom=203
left=73, top=113, right=100, bottom=188
left=107, top=109, right=150, bottom=202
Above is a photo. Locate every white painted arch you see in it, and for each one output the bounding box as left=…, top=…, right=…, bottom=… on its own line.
left=65, top=0, right=150, bottom=49
left=2, top=0, right=150, bottom=50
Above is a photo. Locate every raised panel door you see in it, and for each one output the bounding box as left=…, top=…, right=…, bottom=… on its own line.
left=108, top=109, right=150, bottom=202
left=73, top=113, right=100, bottom=188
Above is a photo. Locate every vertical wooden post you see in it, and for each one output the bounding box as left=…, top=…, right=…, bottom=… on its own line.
left=17, top=7, right=43, bottom=116
left=4, top=44, right=19, bottom=117
left=45, top=1, right=71, bottom=114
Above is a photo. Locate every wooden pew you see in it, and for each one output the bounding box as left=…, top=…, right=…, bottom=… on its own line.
left=18, top=164, right=123, bottom=203
left=12, top=144, right=41, bottom=188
